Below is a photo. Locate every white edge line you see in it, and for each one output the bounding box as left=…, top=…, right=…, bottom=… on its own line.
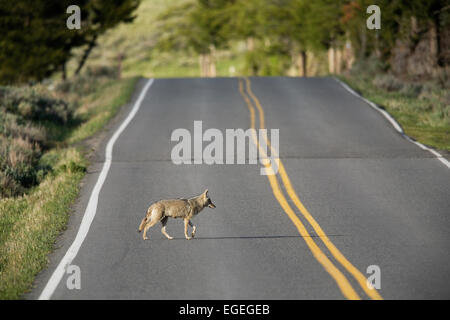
left=38, top=78, right=154, bottom=300
left=334, top=77, right=450, bottom=169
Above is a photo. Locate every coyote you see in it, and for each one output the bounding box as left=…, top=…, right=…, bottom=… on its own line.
left=138, top=189, right=216, bottom=240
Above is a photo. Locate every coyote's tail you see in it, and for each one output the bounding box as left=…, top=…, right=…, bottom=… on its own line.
left=138, top=216, right=147, bottom=233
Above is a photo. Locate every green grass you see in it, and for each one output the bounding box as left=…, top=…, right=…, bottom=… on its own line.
left=0, top=76, right=137, bottom=299
left=129, top=51, right=247, bottom=78
left=68, top=77, right=137, bottom=143
left=338, top=74, right=450, bottom=151
left=0, top=149, right=85, bottom=299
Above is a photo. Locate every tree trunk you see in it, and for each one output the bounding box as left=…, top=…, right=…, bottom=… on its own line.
left=296, top=51, right=308, bottom=77
left=199, top=54, right=205, bottom=77
left=246, top=37, right=255, bottom=51
left=300, top=51, right=307, bottom=77
left=75, top=35, right=98, bottom=75
left=335, top=48, right=342, bottom=74
left=328, top=47, right=335, bottom=73
left=199, top=54, right=211, bottom=77
left=343, top=38, right=355, bottom=72
left=209, top=45, right=216, bottom=77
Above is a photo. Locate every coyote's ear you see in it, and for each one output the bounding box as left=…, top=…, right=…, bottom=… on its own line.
left=204, top=189, right=209, bottom=196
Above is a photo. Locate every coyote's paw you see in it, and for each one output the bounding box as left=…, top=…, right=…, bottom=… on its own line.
left=143, top=236, right=149, bottom=240
left=185, top=236, right=192, bottom=240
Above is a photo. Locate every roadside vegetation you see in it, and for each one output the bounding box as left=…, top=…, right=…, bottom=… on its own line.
left=0, top=67, right=137, bottom=299
left=339, top=61, right=450, bottom=151
left=1, top=1, right=140, bottom=299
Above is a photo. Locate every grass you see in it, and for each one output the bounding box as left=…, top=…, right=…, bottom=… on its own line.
left=66, top=0, right=184, bottom=78
left=130, top=51, right=248, bottom=78
left=68, top=77, right=137, bottom=143
left=338, top=72, right=450, bottom=151
left=0, top=76, right=137, bottom=299
left=0, top=149, right=85, bottom=299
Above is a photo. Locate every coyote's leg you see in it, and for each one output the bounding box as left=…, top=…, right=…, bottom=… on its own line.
left=188, top=220, right=196, bottom=238
left=138, top=217, right=147, bottom=232
left=160, top=217, right=173, bottom=240
left=142, top=218, right=159, bottom=240
left=184, top=218, right=192, bottom=240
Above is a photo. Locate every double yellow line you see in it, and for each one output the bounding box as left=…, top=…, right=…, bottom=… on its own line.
left=238, top=77, right=382, bottom=300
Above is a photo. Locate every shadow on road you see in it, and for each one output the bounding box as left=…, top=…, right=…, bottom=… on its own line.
left=165, top=234, right=345, bottom=240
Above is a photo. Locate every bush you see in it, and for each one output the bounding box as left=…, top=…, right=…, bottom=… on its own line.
left=0, top=85, right=73, bottom=124
left=55, top=75, right=96, bottom=96
left=54, top=65, right=118, bottom=96
left=0, top=83, right=70, bottom=198
left=350, top=57, right=387, bottom=79
left=0, top=111, right=47, bottom=146
left=372, top=74, right=404, bottom=92
left=0, top=135, right=43, bottom=198
left=86, top=65, right=119, bottom=78
left=0, top=71, right=130, bottom=198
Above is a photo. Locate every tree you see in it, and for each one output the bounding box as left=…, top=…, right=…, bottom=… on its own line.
left=0, top=0, right=88, bottom=84
left=0, top=0, right=140, bottom=84
left=263, top=0, right=312, bottom=76
left=154, top=0, right=234, bottom=77
left=74, top=0, right=140, bottom=75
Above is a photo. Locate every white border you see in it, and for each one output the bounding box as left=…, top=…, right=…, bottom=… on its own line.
left=39, top=78, right=154, bottom=300
left=334, top=77, right=450, bottom=169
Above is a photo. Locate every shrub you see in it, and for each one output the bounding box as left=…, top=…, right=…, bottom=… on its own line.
left=349, top=57, right=387, bottom=79
left=86, top=65, right=119, bottom=78
left=0, top=136, right=42, bottom=198
left=372, top=74, right=404, bottom=92
left=0, top=71, right=130, bottom=198
left=54, top=66, right=117, bottom=96
left=399, top=82, right=423, bottom=98
left=54, top=75, right=97, bottom=96
left=0, top=85, right=73, bottom=124
left=0, top=111, right=47, bottom=146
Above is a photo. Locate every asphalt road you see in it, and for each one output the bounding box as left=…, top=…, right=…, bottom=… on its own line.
left=30, top=77, right=450, bottom=299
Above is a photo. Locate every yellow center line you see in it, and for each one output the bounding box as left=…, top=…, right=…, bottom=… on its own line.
left=238, top=79, right=361, bottom=300
left=242, top=77, right=383, bottom=300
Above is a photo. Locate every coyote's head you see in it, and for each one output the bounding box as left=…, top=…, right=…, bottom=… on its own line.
left=201, top=189, right=216, bottom=209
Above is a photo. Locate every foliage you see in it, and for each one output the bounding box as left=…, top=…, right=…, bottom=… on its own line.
left=0, top=66, right=133, bottom=198
left=0, top=0, right=140, bottom=84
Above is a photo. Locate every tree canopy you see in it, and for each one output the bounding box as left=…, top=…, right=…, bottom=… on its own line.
left=0, top=0, right=140, bottom=84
